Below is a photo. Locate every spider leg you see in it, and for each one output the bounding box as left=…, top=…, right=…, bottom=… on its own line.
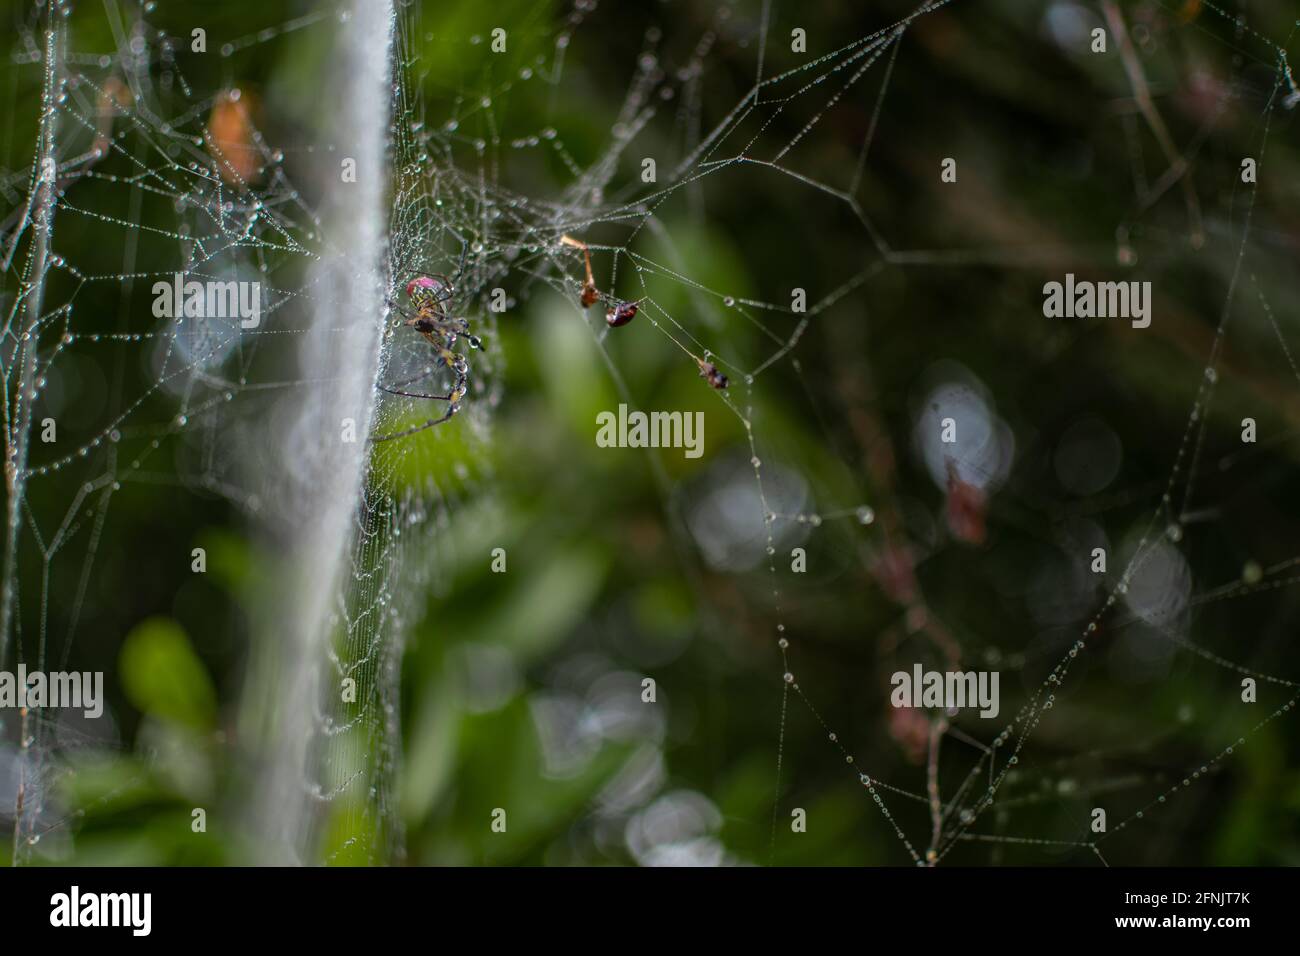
left=445, top=236, right=469, bottom=291
left=430, top=317, right=483, bottom=351
left=427, top=234, right=470, bottom=306
left=386, top=298, right=420, bottom=322
left=371, top=402, right=460, bottom=442
left=374, top=347, right=466, bottom=441
left=378, top=341, right=455, bottom=397
left=406, top=232, right=468, bottom=307
left=371, top=324, right=472, bottom=443
left=453, top=321, right=484, bottom=348
left=392, top=291, right=448, bottom=326
left=379, top=384, right=452, bottom=400
left=378, top=346, right=467, bottom=395
left=385, top=371, right=433, bottom=390
left=426, top=274, right=456, bottom=307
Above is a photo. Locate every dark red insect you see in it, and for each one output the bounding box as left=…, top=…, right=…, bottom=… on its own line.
left=606, top=301, right=638, bottom=327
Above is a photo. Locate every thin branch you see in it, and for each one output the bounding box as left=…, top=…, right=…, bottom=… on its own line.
left=1102, top=0, right=1204, bottom=246
left=925, top=715, right=948, bottom=865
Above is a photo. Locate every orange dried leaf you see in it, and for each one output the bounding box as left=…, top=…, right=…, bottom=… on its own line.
left=207, top=91, right=261, bottom=185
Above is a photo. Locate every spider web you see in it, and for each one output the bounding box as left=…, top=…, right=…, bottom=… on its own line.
left=2, top=0, right=1300, bottom=867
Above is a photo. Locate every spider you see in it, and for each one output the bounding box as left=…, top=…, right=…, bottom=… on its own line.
left=372, top=263, right=482, bottom=443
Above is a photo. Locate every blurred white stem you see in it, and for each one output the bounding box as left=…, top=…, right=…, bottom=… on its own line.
left=252, top=0, right=395, bottom=864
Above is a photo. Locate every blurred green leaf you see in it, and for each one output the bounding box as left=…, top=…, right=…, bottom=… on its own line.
left=119, top=617, right=218, bottom=731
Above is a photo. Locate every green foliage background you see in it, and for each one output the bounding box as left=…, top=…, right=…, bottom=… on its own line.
left=3, top=0, right=1300, bottom=866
